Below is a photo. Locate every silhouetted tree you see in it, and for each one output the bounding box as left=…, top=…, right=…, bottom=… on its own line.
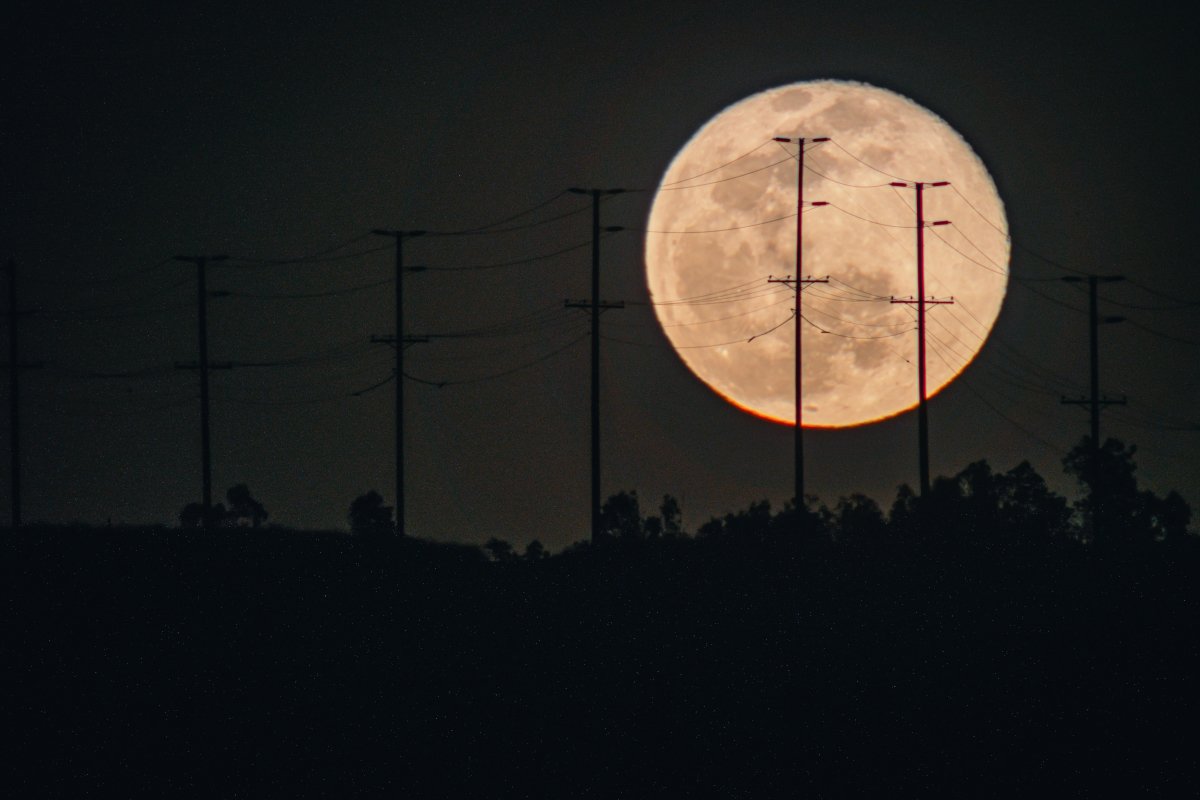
left=696, top=517, right=725, bottom=540
left=888, top=483, right=920, bottom=537
left=718, top=499, right=774, bottom=542
left=886, top=460, right=1071, bottom=541
left=523, top=539, right=547, bottom=560
left=1063, top=437, right=1193, bottom=544
left=660, top=494, right=684, bottom=538
left=484, top=537, right=516, bottom=562
left=1147, top=490, right=1192, bottom=541
left=348, top=490, right=393, bottom=536
left=225, top=484, right=268, bottom=528
left=1064, top=437, right=1144, bottom=543
left=600, top=490, right=644, bottom=540
left=830, top=493, right=887, bottom=542
left=996, top=460, right=1071, bottom=538
left=643, top=515, right=664, bottom=539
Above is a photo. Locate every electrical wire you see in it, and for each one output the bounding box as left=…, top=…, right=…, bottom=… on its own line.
left=403, top=331, right=589, bottom=387
left=218, top=277, right=392, bottom=299
left=226, top=242, right=391, bottom=267
left=800, top=314, right=914, bottom=339
left=827, top=139, right=916, bottom=184
left=825, top=203, right=921, bottom=229
left=421, top=238, right=595, bottom=272
left=425, top=201, right=593, bottom=238
left=633, top=212, right=805, bottom=235
left=658, top=140, right=773, bottom=187
left=657, top=156, right=793, bottom=191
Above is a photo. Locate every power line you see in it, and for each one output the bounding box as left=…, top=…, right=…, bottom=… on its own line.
left=656, top=156, right=793, bottom=191
left=800, top=314, right=913, bottom=339
left=825, top=203, right=923, bottom=228
left=634, top=210, right=817, bottom=236
left=420, top=238, right=595, bottom=272
left=826, top=138, right=916, bottom=183
left=225, top=242, right=392, bottom=267
left=658, top=140, right=773, bottom=186
left=424, top=200, right=593, bottom=238
left=216, top=278, right=393, bottom=300
left=404, top=331, right=589, bottom=388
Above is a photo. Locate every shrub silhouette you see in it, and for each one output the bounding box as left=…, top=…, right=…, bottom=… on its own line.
left=348, top=490, right=393, bottom=536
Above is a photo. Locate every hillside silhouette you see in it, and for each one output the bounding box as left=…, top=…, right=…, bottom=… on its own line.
left=3, top=440, right=1198, bottom=796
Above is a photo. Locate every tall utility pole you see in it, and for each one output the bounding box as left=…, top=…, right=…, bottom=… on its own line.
left=766, top=273, right=828, bottom=515
left=3, top=260, right=43, bottom=528
left=371, top=229, right=426, bottom=536
left=889, top=181, right=952, bottom=497
left=1060, top=275, right=1126, bottom=541
left=769, top=135, right=829, bottom=522
left=174, top=254, right=228, bottom=528
left=564, top=187, right=624, bottom=544
left=1060, top=275, right=1126, bottom=445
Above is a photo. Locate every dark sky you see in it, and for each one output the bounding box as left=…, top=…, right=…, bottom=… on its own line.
left=3, top=2, right=1197, bottom=549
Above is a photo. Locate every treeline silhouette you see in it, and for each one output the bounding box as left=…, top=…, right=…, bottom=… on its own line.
left=3, top=436, right=1198, bottom=796
left=479, top=435, right=1190, bottom=554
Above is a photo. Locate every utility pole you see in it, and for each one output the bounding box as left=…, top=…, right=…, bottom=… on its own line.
left=174, top=254, right=228, bottom=529
left=371, top=229, right=426, bottom=537
left=889, top=181, right=952, bottom=497
left=3, top=260, right=44, bottom=528
left=769, top=135, right=829, bottom=524
left=1060, top=274, right=1126, bottom=541
left=767, top=275, right=828, bottom=515
left=1061, top=275, right=1126, bottom=446
left=564, top=187, right=624, bottom=544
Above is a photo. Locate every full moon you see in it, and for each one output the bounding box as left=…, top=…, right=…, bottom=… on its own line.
left=644, top=80, right=1010, bottom=427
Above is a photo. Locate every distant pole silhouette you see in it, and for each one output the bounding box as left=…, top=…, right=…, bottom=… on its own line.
left=1061, top=274, right=1126, bottom=540
left=565, top=188, right=624, bottom=544
left=371, top=229, right=426, bottom=536
left=174, top=254, right=228, bottom=529
left=890, top=181, right=952, bottom=497
left=1060, top=275, right=1126, bottom=445
left=769, top=135, right=830, bottom=525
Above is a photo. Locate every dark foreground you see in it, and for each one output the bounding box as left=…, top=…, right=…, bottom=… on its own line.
left=3, top=528, right=1198, bottom=797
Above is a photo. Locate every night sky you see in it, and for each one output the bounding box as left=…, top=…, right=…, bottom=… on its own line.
left=4, top=2, right=1197, bottom=550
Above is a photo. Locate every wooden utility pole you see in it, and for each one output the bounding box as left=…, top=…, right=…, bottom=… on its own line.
left=769, top=135, right=829, bottom=525
left=1061, top=274, right=1126, bottom=540
left=174, top=254, right=228, bottom=529
left=565, top=188, right=624, bottom=544
left=889, top=181, right=952, bottom=497
left=371, top=230, right=426, bottom=536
